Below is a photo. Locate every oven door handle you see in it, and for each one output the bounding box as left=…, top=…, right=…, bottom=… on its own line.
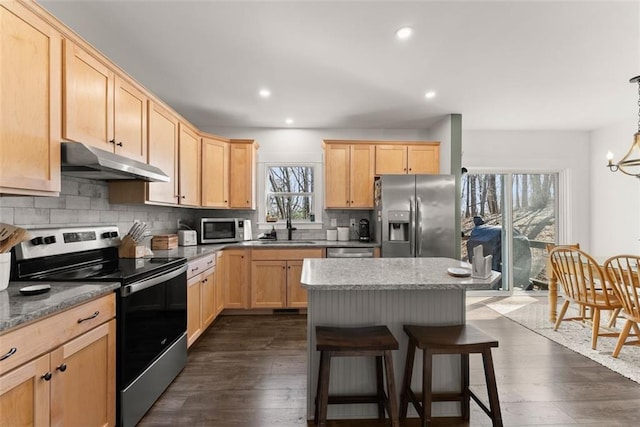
left=121, top=264, right=187, bottom=297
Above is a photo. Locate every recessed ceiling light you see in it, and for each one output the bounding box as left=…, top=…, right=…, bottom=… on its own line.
left=425, top=91, right=436, bottom=99
left=285, top=118, right=294, bottom=125
left=259, top=88, right=271, bottom=98
left=395, top=26, right=413, bottom=40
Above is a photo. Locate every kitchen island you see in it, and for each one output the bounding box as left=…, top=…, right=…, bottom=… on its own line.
left=300, top=257, right=500, bottom=421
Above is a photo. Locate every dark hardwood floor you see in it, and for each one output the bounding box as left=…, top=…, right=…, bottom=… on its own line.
left=138, top=299, right=640, bottom=426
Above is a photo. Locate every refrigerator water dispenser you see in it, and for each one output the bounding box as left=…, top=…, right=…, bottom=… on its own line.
left=388, top=211, right=409, bottom=241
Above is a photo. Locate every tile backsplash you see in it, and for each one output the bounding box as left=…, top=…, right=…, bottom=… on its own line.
left=0, top=177, right=196, bottom=235
left=0, top=177, right=375, bottom=241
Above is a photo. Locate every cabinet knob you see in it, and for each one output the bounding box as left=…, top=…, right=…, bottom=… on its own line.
left=57, top=363, right=67, bottom=372
left=109, top=139, right=116, bottom=145
left=116, top=141, right=123, bottom=147
left=42, top=372, right=52, bottom=381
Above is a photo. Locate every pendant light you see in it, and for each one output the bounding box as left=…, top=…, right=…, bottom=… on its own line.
left=606, top=75, right=640, bottom=178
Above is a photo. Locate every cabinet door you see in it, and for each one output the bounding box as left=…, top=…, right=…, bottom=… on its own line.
left=0, top=2, right=61, bottom=195
left=214, top=254, right=225, bottom=316
left=147, top=102, right=179, bottom=204
left=201, top=272, right=216, bottom=329
left=251, top=260, right=286, bottom=308
left=50, top=320, right=116, bottom=427
left=324, top=144, right=351, bottom=208
left=0, top=354, right=50, bottom=427
left=407, top=145, right=439, bottom=174
left=349, top=144, right=375, bottom=208
left=229, top=142, right=254, bottom=208
left=114, top=75, right=147, bottom=163
left=179, top=123, right=201, bottom=206
left=201, top=137, right=229, bottom=208
left=63, top=40, right=114, bottom=150
left=286, top=260, right=307, bottom=308
left=223, top=250, right=250, bottom=309
left=187, top=275, right=202, bottom=347
left=375, top=145, right=407, bottom=174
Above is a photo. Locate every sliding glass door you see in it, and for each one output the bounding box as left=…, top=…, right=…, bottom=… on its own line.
left=461, top=172, right=558, bottom=293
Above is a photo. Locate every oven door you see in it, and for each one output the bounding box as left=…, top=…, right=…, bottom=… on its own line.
left=118, top=263, right=187, bottom=427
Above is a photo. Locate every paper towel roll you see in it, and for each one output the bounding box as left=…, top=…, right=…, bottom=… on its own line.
left=337, top=227, right=350, bottom=241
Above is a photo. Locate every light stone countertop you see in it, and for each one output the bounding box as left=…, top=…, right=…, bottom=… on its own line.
left=0, top=281, right=120, bottom=332
left=152, top=240, right=379, bottom=261
left=300, top=257, right=501, bottom=290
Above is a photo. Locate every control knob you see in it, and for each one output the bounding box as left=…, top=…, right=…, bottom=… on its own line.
left=30, top=237, right=44, bottom=246
left=43, top=236, right=57, bottom=244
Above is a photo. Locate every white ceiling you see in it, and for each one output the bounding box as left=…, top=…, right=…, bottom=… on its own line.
left=39, top=0, right=640, bottom=131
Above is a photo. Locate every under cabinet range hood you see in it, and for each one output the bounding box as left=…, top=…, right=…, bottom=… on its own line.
left=61, top=142, right=170, bottom=182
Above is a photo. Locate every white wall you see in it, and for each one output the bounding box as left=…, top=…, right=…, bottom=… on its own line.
left=461, top=130, right=591, bottom=249
left=589, top=120, right=640, bottom=255
left=424, top=116, right=452, bottom=174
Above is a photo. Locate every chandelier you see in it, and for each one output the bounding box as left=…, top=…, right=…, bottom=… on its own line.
left=606, top=75, right=640, bottom=178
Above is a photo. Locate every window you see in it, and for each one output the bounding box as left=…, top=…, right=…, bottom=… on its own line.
left=265, top=165, right=315, bottom=222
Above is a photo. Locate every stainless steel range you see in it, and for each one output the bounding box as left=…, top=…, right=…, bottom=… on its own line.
left=12, top=225, right=187, bottom=427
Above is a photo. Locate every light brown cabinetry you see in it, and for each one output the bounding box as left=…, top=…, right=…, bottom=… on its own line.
left=186, top=254, right=217, bottom=347
left=0, top=1, right=61, bottom=196
left=0, top=294, right=116, bottom=427
left=250, top=249, right=324, bottom=308
left=178, top=123, right=201, bottom=206
left=324, top=142, right=375, bottom=209
left=229, top=139, right=257, bottom=209
left=201, top=135, right=229, bottom=208
left=63, top=40, right=147, bottom=163
left=221, top=249, right=251, bottom=309
left=108, top=102, right=180, bottom=205
left=375, top=143, right=440, bottom=175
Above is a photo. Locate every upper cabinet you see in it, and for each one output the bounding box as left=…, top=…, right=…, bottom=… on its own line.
left=375, top=143, right=440, bottom=175
left=201, top=135, right=230, bottom=208
left=0, top=1, right=61, bottom=196
left=324, top=142, right=375, bottom=209
left=63, top=40, right=148, bottom=163
left=178, top=123, right=200, bottom=206
left=229, top=139, right=257, bottom=209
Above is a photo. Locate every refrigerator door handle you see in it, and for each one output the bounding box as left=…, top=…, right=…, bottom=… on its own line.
left=416, top=196, right=422, bottom=256
left=409, top=196, right=415, bottom=256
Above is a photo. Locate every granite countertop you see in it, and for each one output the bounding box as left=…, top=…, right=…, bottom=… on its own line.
left=0, top=281, right=120, bottom=332
left=300, top=257, right=501, bottom=290
left=152, top=240, right=379, bottom=261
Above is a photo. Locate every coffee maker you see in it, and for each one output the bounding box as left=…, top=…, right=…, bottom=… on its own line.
left=358, top=219, right=370, bottom=242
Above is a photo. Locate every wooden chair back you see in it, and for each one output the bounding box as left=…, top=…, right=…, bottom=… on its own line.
left=549, top=246, right=617, bottom=309
left=603, top=255, right=640, bottom=322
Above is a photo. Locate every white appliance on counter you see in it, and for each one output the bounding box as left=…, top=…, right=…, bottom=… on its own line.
left=243, top=220, right=252, bottom=241
left=178, top=230, right=197, bottom=246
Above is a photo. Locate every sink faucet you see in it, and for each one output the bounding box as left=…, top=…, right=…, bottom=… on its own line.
left=286, top=207, right=296, bottom=240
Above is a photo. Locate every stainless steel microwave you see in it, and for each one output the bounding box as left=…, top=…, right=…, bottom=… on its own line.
left=199, top=218, right=244, bottom=244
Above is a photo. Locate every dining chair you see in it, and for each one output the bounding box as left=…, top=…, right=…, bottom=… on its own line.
left=546, top=243, right=581, bottom=323
left=549, top=246, right=622, bottom=350
left=603, top=255, right=640, bottom=358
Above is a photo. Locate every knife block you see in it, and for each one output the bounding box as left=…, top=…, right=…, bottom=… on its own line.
left=118, top=235, right=145, bottom=258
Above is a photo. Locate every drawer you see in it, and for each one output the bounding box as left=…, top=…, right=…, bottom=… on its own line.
left=0, top=293, right=115, bottom=375
left=251, top=248, right=324, bottom=261
left=187, top=254, right=215, bottom=279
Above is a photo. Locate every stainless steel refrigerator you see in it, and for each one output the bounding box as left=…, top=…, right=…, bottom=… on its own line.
left=374, top=174, right=456, bottom=258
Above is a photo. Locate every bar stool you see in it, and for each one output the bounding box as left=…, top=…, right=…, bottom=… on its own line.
left=399, top=324, right=503, bottom=427
left=314, top=325, right=400, bottom=427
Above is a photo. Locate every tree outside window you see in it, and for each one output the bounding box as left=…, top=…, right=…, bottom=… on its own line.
left=266, top=165, right=314, bottom=222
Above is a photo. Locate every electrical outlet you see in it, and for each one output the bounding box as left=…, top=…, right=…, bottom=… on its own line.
left=350, top=218, right=356, bottom=228
left=330, top=218, right=337, bottom=227
left=177, top=219, right=182, bottom=229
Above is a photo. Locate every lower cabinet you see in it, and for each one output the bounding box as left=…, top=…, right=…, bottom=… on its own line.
left=250, top=249, right=324, bottom=309
left=221, top=249, right=251, bottom=309
left=186, top=253, right=217, bottom=348
left=0, top=294, right=116, bottom=427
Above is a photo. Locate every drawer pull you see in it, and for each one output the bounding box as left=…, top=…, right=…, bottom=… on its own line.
left=0, top=347, right=17, bottom=361
left=42, top=372, right=52, bottom=381
left=191, top=267, right=199, bottom=272
left=57, top=363, right=67, bottom=372
left=77, top=311, right=99, bottom=324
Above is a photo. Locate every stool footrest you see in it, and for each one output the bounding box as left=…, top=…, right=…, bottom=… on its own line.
left=328, top=394, right=387, bottom=405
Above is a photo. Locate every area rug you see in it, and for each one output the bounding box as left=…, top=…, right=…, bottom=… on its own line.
left=485, top=294, right=640, bottom=384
